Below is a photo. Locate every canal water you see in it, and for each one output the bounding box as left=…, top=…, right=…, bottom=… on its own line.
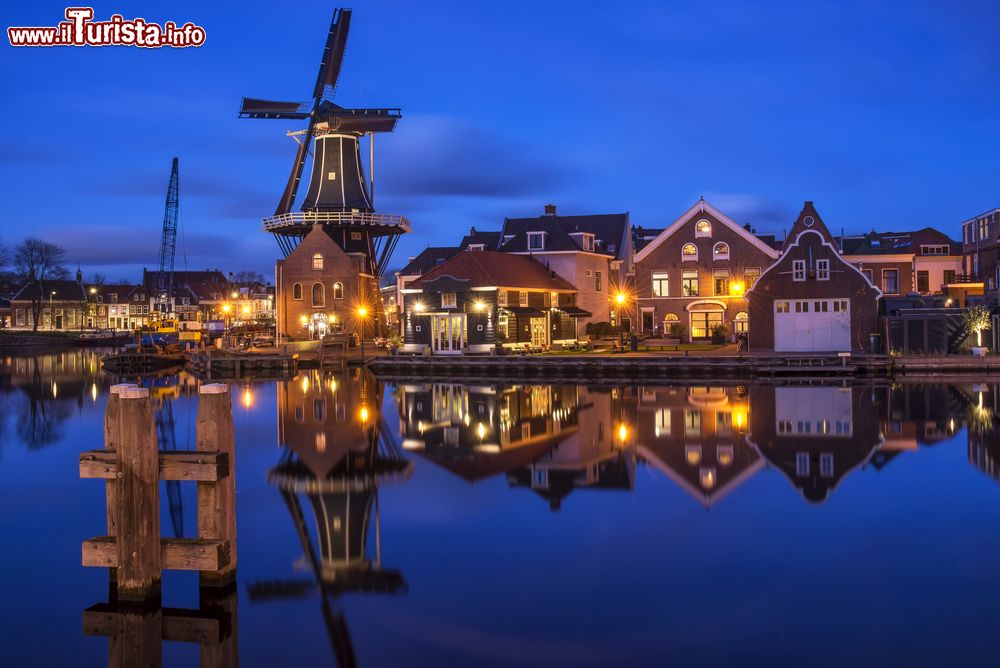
left=1, top=350, right=999, bottom=667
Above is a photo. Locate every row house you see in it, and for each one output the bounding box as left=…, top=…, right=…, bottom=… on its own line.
left=143, top=268, right=231, bottom=328
left=10, top=278, right=87, bottom=330
left=960, top=207, right=1000, bottom=293
left=85, top=284, right=141, bottom=329
left=401, top=250, right=587, bottom=355
left=839, top=228, right=963, bottom=296
left=498, top=205, right=632, bottom=330
left=633, top=199, right=780, bottom=340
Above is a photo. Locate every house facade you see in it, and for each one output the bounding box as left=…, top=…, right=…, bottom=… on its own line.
left=747, top=202, right=880, bottom=353
left=633, top=199, right=780, bottom=340
left=960, top=207, right=1000, bottom=295
left=401, top=250, right=586, bottom=355
left=499, top=205, right=632, bottom=330
left=10, top=279, right=87, bottom=331
left=275, top=225, right=381, bottom=341
left=840, top=227, right=963, bottom=296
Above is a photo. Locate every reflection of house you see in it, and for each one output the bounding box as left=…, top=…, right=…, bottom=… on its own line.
left=967, top=385, right=1000, bottom=483
left=637, top=385, right=762, bottom=506
left=748, top=202, right=881, bottom=353
left=878, top=384, right=960, bottom=461
left=401, top=251, right=588, bottom=354
left=634, top=199, right=779, bottom=339
left=747, top=385, right=883, bottom=502
left=398, top=382, right=582, bottom=483
left=506, top=387, right=635, bottom=510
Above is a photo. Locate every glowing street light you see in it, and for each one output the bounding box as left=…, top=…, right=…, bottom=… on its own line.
left=730, top=281, right=745, bottom=296
left=356, top=306, right=369, bottom=361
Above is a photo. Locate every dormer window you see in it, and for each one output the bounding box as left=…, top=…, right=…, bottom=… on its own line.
left=467, top=244, right=485, bottom=251
left=581, top=234, right=594, bottom=252
left=713, top=242, right=730, bottom=260
left=312, top=253, right=324, bottom=270
left=528, top=232, right=545, bottom=251
left=441, top=292, right=457, bottom=308
left=682, top=243, right=698, bottom=261
left=695, top=220, right=712, bottom=238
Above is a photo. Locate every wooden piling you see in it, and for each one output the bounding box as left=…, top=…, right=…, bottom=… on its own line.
left=114, top=387, right=161, bottom=602
left=103, top=383, right=136, bottom=580
left=195, top=383, right=237, bottom=587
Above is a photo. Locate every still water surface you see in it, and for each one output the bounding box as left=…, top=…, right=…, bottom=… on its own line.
left=1, top=350, right=999, bottom=667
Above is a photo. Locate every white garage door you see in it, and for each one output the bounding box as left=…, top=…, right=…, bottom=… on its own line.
left=774, top=299, right=851, bottom=352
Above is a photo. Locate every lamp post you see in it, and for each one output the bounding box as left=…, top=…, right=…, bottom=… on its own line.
left=50, top=290, right=56, bottom=330
left=357, top=306, right=368, bottom=361
left=614, top=291, right=628, bottom=346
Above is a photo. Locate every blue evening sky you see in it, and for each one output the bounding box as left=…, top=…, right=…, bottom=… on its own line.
left=1, top=0, right=998, bottom=280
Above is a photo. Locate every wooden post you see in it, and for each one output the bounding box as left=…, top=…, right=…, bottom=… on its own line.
left=196, top=383, right=237, bottom=587
left=104, top=383, right=136, bottom=581
left=114, top=387, right=161, bottom=602
left=109, top=605, right=163, bottom=668
left=199, top=585, right=239, bottom=668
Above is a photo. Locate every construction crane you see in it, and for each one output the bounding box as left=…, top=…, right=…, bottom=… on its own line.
left=154, top=157, right=179, bottom=317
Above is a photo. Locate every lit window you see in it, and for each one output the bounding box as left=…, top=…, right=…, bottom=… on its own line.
left=333, top=282, right=344, bottom=300
left=682, top=271, right=699, bottom=297
left=519, top=291, right=528, bottom=307
left=695, top=220, right=712, bottom=237
left=817, top=259, right=830, bottom=281
left=713, top=242, right=730, bottom=259
left=442, top=292, right=457, bottom=308
left=652, top=272, right=669, bottom=297
left=312, top=253, right=324, bottom=270
left=682, top=243, right=698, bottom=261
left=744, top=268, right=760, bottom=289
left=792, top=260, right=806, bottom=281
left=663, top=312, right=680, bottom=322
left=713, top=269, right=730, bottom=296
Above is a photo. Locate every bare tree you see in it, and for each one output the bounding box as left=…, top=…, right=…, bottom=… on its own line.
left=13, top=239, right=69, bottom=331
left=88, top=272, right=107, bottom=286
left=233, top=270, right=266, bottom=286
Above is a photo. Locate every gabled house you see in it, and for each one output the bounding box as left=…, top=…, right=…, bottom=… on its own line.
left=747, top=202, right=880, bottom=353
left=10, top=278, right=87, bottom=331
left=499, top=205, right=632, bottom=329
left=839, top=227, right=963, bottom=296
left=634, top=199, right=780, bottom=340
left=401, top=250, right=586, bottom=355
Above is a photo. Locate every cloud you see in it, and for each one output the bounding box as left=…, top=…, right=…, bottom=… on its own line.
left=0, top=139, right=63, bottom=165
left=36, top=225, right=231, bottom=267
left=379, top=115, right=581, bottom=199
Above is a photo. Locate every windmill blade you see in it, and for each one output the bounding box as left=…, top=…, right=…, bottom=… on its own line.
left=313, top=8, right=352, bottom=101
left=274, top=119, right=315, bottom=215
left=239, top=97, right=312, bottom=119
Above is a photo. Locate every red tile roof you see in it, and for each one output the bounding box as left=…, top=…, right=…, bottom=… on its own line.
left=412, top=251, right=575, bottom=291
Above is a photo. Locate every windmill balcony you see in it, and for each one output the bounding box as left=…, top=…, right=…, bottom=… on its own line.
left=262, top=210, right=411, bottom=234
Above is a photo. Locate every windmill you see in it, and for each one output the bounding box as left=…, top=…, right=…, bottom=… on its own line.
left=239, top=7, right=409, bottom=279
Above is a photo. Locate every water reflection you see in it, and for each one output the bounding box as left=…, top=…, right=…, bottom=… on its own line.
left=251, top=368, right=412, bottom=666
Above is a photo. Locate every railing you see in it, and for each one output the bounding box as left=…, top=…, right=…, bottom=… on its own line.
left=944, top=274, right=981, bottom=285
left=262, top=210, right=411, bottom=233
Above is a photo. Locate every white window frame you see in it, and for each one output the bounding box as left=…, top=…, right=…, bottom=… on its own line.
left=694, top=220, right=712, bottom=238
left=816, top=259, right=830, bottom=281
left=796, top=452, right=810, bottom=476
left=498, top=290, right=508, bottom=307
left=519, top=291, right=529, bottom=307
left=792, top=260, right=806, bottom=281
left=441, top=292, right=457, bottom=308
left=528, top=232, right=545, bottom=251
left=882, top=268, right=900, bottom=294
left=681, top=243, right=698, bottom=262
left=712, top=242, right=730, bottom=260
left=312, top=253, right=324, bottom=270
left=651, top=272, right=669, bottom=297
left=820, top=453, right=834, bottom=478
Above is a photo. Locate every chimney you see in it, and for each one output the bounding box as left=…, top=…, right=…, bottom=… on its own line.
left=544, top=203, right=557, bottom=216
left=470, top=226, right=477, bottom=235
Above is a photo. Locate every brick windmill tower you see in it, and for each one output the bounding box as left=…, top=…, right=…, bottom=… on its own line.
left=240, top=8, right=409, bottom=340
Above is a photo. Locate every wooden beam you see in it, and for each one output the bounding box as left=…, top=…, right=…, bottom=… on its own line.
left=196, top=384, right=238, bottom=588
left=83, top=536, right=231, bottom=572
left=83, top=604, right=226, bottom=644
left=79, top=450, right=229, bottom=482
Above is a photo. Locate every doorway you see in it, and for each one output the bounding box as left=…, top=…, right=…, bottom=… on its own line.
left=530, top=317, right=547, bottom=347
left=433, top=314, right=466, bottom=354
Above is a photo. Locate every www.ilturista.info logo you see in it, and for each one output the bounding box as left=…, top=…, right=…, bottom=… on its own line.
left=8, top=7, right=205, bottom=48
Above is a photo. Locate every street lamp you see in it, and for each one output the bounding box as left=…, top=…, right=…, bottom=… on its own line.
left=357, top=306, right=369, bottom=361
left=221, top=303, right=232, bottom=332
left=50, top=290, right=56, bottom=330
left=614, top=291, right=628, bottom=346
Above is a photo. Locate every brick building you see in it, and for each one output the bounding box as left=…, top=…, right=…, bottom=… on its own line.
left=747, top=202, right=880, bottom=353
left=275, top=225, right=381, bottom=340
left=633, top=199, right=779, bottom=340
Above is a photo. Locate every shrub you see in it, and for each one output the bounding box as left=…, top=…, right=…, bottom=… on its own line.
left=668, top=322, right=687, bottom=343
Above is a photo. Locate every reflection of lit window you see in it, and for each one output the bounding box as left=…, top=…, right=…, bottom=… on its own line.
left=684, top=410, right=701, bottom=437
left=700, top=467, right=716, bottom=489
left=820, top=453, right=834, bottom=477
left=796, top=452, right=810, bottom=476
left=313, top=399, right=326, bottom=421
left=315, top=432, right=326, bottom=452
left=294, top=405, right=305, bottom=422
left=654, top=408, right=671, bottom=437
left=718, top=445, right=734, bottom=466
left=685, top=444, right=702, bottom=466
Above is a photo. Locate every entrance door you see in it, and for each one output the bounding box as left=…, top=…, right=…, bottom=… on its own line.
left=530, top=317, right=547, bottom=347
left=641, top=310, right=654, bottom=334
left=433, top=314, right=465, bottom=354
left=690, top=310, right=723, bottom=339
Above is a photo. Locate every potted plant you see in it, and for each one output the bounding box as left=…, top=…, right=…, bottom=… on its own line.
left=668, top=322, right=687, bottom=344
left=963, top=304, right=991, bottom=357
left=388, top=333, right=402, bottom=355
left=710, top=322, right=730, bottom=345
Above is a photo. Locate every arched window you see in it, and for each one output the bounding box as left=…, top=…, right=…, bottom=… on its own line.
left=734, top=311, right=749, bottom=333
left=713, top=242, right=730, bottom=259
left=663, top=312, right=680, bottom=322
left=333, top=282, right=344, bottom=300
left=312, top=253, right=324, bottom=270
left=312, top=282, right=325, bottom=307
left=695, top=220, right=712, bottom=237
left=292, top=283, right=302, bottom=300
left=682, top=243, right=698, bottom=261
